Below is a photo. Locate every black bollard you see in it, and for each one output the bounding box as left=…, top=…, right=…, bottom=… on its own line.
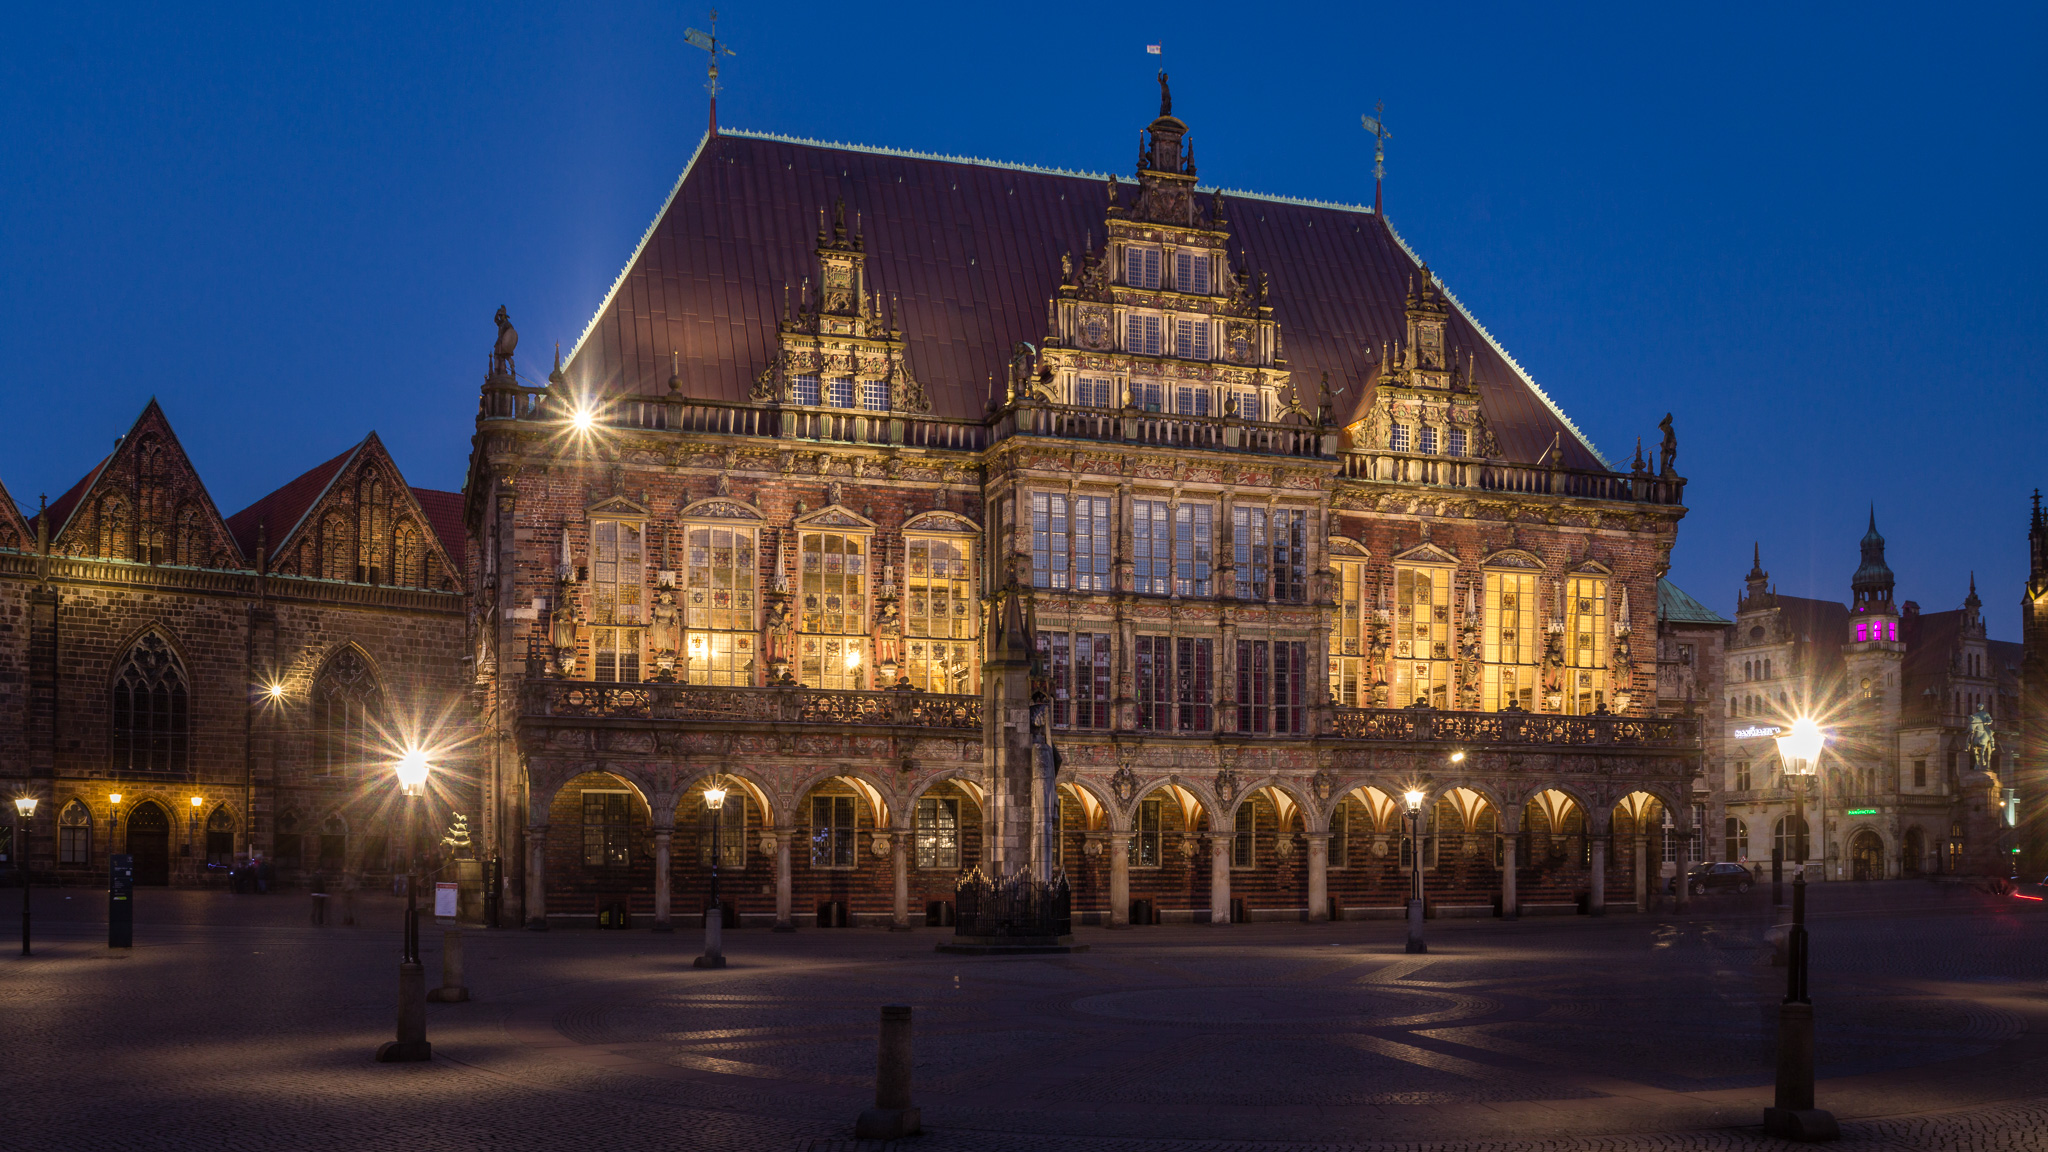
left=854, top=1005, right=921, bottom=1139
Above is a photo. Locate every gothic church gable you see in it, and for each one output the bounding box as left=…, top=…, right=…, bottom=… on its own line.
left=251, top=434, right=460, bottom=589
left=43, top=400, right=243, bottom=569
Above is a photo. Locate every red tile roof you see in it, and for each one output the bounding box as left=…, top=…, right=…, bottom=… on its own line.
left=410, top=487, right=466, bottom=577
left=31, top=454, right=112, bottom=540
left=224, top=442, right=361, bottom=564
left=558, top=129, right=1610, bottom=471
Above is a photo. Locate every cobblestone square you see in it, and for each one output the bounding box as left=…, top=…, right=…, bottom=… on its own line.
left=5, top=879, right=2045, bottom=1151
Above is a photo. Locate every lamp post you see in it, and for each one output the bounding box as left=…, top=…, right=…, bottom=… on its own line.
left=1765, top=717, right=1836, bottom=1141
left=695, top=779, right=728, bottom=969
left=188, top=796, right=203, bottom=870
left=15, top=796, right=37, bottom=956
left=1404, top=789, right=1427, bottom=955
left=376, top=749, right=432, bottom=1063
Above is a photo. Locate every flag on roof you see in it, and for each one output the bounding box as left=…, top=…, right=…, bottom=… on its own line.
left=1145, top=44, right=1161, bottom=54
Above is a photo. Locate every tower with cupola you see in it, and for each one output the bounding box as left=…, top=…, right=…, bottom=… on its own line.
left=1844, top=509, right=1904, bottom=718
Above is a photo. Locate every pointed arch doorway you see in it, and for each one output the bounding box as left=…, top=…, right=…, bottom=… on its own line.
left=128, top=801, right=172, bottom=885
left=1850, top=829, right=1884, bottom=881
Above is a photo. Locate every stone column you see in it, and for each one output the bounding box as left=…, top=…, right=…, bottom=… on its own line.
left=1109, top=832, right=1131, bottom=927
left=1210, top=836, right=1232, bottom=925
left=1633, top=834, right=1649, bottom=910
left=1589, top=834, right=1608, bottom=916
left=525, top=824, right=548, bottom=930
left=1675, top=834, right=1691, bottom=912
left=1500, top=827, right=1519, bottom=921
left=770, top=830, right=794, bottom=932
left=1307, top=832, right=1330, bottom=922
left=652, top=822, right=674, bottom=932
left=890, top=830, right=911, bottom=931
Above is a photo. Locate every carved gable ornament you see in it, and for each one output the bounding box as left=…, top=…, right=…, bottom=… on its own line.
left=1391, top=542, right=1459, bottom=566
left=681, top=498, right=764, bottom=522
left=1327, top=537, right=1370, bottom=557
left=1572, top=559, right=1614, bottom=576
left=795, top=504, right=877, bottom=531
left=902, top=510, right=980, bottom=535
left=1481, top=548, right=1544, bottom=570
left=585, top=495, right=651, bottom=518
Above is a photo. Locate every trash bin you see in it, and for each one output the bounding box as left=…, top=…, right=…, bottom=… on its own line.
left=310, top=892, right=329, bottom=926
left=1327, top=895, right=1343, bottom=922
left=816, top=900, right=846, bottom=928
left=1230, top=897, right=1247, bottom=924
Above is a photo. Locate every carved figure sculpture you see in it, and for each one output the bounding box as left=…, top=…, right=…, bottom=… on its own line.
left=1658, top=412, right=1678, bottom=476
left=1969, top=707, right=1998, bottom=770
left=648, top=581, right=681, bottom=679
left=492, top=307, right=518, bottom=376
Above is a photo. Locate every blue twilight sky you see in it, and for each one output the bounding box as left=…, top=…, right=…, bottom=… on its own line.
left=2, top=2, right=2042, bottom=638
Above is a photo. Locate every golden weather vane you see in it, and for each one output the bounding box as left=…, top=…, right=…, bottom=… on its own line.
left=1361, top=102, right=1391, bottom=214
left=685, top=11, right=738, bottom=136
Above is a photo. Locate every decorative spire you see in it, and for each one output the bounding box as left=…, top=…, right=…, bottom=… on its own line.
left=1852, top=505, right=1894, bottom=610
left=1361, top=102, right=1391, bottom=215
left=1966, top=571, right=1981, bottom=609
left=668, top=350, right=683, bottom=393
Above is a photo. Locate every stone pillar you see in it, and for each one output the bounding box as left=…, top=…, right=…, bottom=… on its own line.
left=1109, top=832, right=1131, bottom=927
left=1675, top=835, right=1692, bottom=912
left=1589, top=834, right=1608, bottom=916
left=1307, top=832, right=1330, bottom=922
left=1633, top=834, right=1649, bottom=910
left=1500, top=828, right=1519, bottom=921
left=890, top=830, right=910, bottom=931
left=770, top=831, right=794, bottom=932
left=525, top=824, right=548, bottom=930
left=652, top=823, right=674, bottom=932
left=1210, top=836, right=1232, bottom=925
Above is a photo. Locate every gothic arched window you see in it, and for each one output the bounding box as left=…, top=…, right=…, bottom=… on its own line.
left=313, top=647, right=383, bottom=777
left=205, top=806, right=236, bottom=866
left=111, top=633, right=189, bottom=773
left=358, top=477, right=389, bottom=583
left=173, top=503, right=204, bottom=566
left=59, top=800, right=92, bottom=865
left=97, top=496, right=130, bottom=560
left=392, top=521, right=424, bottom=588
left=321, top=512, right=351, bottom=581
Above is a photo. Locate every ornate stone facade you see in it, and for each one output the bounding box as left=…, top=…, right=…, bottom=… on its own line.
left=466, top=93, right=1705, bottom=929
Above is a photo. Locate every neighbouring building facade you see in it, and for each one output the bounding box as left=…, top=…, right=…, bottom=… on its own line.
left=1712, top=516, right=2018, bottom=883
left=2021, top=492, right=2048, bottom=878
left=467, top=88, right=1712, bottom=931
left=0, top=401, right=475, bottom=888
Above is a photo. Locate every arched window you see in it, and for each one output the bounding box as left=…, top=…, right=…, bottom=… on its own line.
left=321, top=512, right=352, bottom=581
left=392, top=521, right=424, bottom=588
left=1774, top=814, right=1810, bottom=863
left=111, top=633, right=189, bottom=773
left=59, top=800, right=92, bottom=865
left=137, top=440, right=169, bottom=563
left=97, top=496, right=131, bottom=560
left=204, top=806, right=235, bottom=866
left=313, top=647, right=383, bottom=777
left=173, top=504, right=204, bottom=566
left=357, top=477, right=389, bottom=583
left=317, top=815, right=348, bottom=873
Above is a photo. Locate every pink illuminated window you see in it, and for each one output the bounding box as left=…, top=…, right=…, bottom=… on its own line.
left=1887, top=621, right=1897, bottom=641
left=1855, top=623, right=1868, bottom=643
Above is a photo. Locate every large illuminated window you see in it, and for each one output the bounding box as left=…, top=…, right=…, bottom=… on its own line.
left=1483, top=568, right=1540, bottom=710
left=1393, top=565, right=1452, bottom=707
left=112, top=632, right=190, bottom=774
left=903, top=530, right=977, bottom=694
left=685, top=520, right=758, bottom=686
left=1030, top=493, right=1111, bottom=591
left=1328, top=556, right=1367, bottom=706
left=1038, top=631, right=1111, bottom=730
left=1564, top=574, right=1609, bottom=714
left=799, top=531, right=868, bottom=689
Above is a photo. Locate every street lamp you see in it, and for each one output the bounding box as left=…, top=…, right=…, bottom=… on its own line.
left=695, top=779, right=729, bottom=969
left=1404, top=789, right=1427, bottom=955
left=376, top=749, right=432, bottom=1063
left=15, top=796, right=37, bottom=957
left=1765, top=716, right=1836, bottom=1141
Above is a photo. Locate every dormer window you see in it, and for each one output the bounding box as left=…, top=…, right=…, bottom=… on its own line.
left=1174, top=251, right=1212, bottom=293
left=1234, top=390, right=1263, bottom=422
left=1173, top=385, right=1211, bottom=416
left=792, top=374, right=820, bottom=405
left=1390, top=423, right=1411, bottom=452
left=1419, top=427, right=1438, bottom=455
left=1125, top=246, right=1161, bottom=289
left=860, top=379, right=889, bottom=412
left=1174, top=317, right=1211, bottom=360
left=1127, top=314, right=1163, bottom=355
left=827, top=376, right=856, bottom=408
left=1447, top=427, right=1467, bottom=456
left=1075, top=376, right=1113, bottom=407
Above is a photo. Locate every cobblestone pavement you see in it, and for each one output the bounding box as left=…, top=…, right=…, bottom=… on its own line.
left=2, top=881, right=2044, bottom=1151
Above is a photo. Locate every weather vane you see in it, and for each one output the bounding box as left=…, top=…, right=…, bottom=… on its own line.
left=1361, top=102, right=1391, bottom=214
left=686, top=11, right=737, bottom=137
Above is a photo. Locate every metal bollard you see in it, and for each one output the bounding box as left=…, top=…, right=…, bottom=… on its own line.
left=310, top=892, right=328, bottom=926
left=854, top=1004, right=921, bottom=1139
left=427, top=930, right=469, bottom=1002
left=375, top=961, right=432, bottom=1062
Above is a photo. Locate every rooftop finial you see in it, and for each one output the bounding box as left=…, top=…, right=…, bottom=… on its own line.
left=1361, top=102, right=1391, bottom=215
left=684, top=12, right=737, bottom=137
left=1158, top=69, right=1172, bottom=117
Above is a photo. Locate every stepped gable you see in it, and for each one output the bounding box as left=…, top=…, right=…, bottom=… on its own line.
left=33, top=400, right=244, bottom=568
left=0, top=474, right=32, bottom=551
left=559, top=128, right=1608, bottom=471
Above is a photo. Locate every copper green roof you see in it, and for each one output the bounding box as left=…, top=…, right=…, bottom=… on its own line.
left=1658, top=578, right=1729, bottom=626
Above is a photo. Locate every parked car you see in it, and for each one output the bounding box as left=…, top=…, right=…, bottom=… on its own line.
left=1689, top=862, right=1755, bottom=895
